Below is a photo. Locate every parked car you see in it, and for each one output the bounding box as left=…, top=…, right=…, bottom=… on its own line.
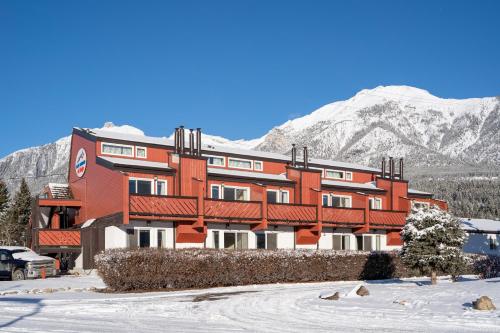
left=0, top=246, right=57, bottom=280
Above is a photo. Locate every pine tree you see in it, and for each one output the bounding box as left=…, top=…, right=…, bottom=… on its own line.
left=400, top=205, right=468, bottom=284
left=6, top=179, right=32, bottom=246
left=0, top=180, right=10, bottom=245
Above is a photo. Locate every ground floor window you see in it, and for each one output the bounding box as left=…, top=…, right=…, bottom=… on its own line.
left=213, top=231, right=220, bottom=249
left=139, top=229, right=150, bottom=248
left=224, top=232, right=248, bottom=249
left=256, top=233, right=277, bottom=249
left=356, top=235, right=380, bottom=251
left=333, top=234, right=350, bottom=250
left=157, top=229, right=166, bottom=248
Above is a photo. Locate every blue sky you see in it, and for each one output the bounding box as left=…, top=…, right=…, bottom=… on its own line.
left=1, top=0, right=499, bottom=156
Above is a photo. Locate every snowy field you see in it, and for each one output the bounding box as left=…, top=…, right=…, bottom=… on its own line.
left=0, top=274, right=499, bottom=332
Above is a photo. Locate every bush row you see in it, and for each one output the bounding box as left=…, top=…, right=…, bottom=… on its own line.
left=94, top=249, right=496, bottom=292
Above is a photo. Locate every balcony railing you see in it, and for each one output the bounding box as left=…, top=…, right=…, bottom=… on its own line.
left=369, top=210, right=407, bottom=227
left=130, top=194, right=198, bottom=218
left=268, top=203, right=317, bottom=224
left=36, top=229, right=81, bottom=247
left=322, top=207, right=365, bottom=225
left=204, top=198, right=262, bottom=221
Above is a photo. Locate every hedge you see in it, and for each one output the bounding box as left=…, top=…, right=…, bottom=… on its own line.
left=94, top=249, right=498, bottom=292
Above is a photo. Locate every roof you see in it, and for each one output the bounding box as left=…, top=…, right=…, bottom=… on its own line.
left=321, top=180, right=384, bottom=191
left=97, top=156, right=172, bottom=171
left=76, top=127, right=381, bottom=173
left=48, top=183, right=72, bottom=199
left=408, top=188, right=433, bottom=196
left=81, top=219, right=96, bottom=228
left=0, top=246, right=30, bottom=251
left=207, top=167, right=293, bottom=182
left=460, top=218, right=500, bottom=233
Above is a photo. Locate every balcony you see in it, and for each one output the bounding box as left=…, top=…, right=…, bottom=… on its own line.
left=204, top=199, right=262, bottom=222
left=369, top=210, right=407, bottom=227
left=268, top=203, right=317, bottom=224
left=322, top=207, right=365, bottom=226
left=129, top=194, right=198, bottom=219
left=35, top=229, right=81, bottom=247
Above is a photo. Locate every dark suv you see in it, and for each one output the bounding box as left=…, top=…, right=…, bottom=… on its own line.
left=0, top=247, right=57, bottom=280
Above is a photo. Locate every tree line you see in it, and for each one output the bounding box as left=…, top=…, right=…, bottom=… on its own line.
left=0, top=178, right=32, bottom=246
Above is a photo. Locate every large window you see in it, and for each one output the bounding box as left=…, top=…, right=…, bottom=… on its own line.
left=156, top=180, right=167, bottom=195
left=256, top=233, right=277, bottom=249
left=157, top=230, right=166, bottom=248
left=413, top=201, right=430, bottom=210
left=325, top=169, right=345, bottom=180
left=224, top=232, right=248, bottom=250
left=129, top=179, right=153, bottom=195
left=207, top=155, right=225, bottom=167
left=369, top=198, right=382, bottom=210
left=102, top=143, right=134, bottom=157
left=333, top=234, right=351, bottom=250
left=323, top=194, right=352, bottom=208
left=139, top=230, right=150, bottom=248
left=228, top=158, right=253, bottom=170
left=222, top=186, right=249, bottom=201
left=267, top=190, right=290, bottom=204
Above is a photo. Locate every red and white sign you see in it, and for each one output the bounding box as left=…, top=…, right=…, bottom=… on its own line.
left=75, top=148, right=87, bottom=178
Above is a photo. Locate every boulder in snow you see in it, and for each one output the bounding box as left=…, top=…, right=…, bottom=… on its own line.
left=472, top=296, right=496, bottom=310
left=356, top=286, right=370, bottom=297
left=320, top=291, right=340, bottom=300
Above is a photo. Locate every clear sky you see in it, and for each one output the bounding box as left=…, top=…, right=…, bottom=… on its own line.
left=1, top=0, right=499, bottom=157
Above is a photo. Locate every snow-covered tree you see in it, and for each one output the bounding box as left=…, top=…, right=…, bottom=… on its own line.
left=2, top=179, right=32, bottom=246
left=400, top=205, right=468, bottom=284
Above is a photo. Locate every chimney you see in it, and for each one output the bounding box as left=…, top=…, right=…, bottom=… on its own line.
left=303, top=146, right=309, bottom=169
left=381, top=157, right=386, bottom=178
left=189, top=129, right=194, bottom=155
left=389, top=157, right=394, bottom=179
left=174, top=127, right=179, bottom=153
left=291, top=144, right=297, bottom=167
left=196, top=128, right=202, bottom=156
left=399, top=158, right=404, bottom=180
left=179, top=126, right=185, bottom=154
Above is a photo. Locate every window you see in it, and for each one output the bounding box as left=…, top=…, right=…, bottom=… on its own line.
left=256, top=233, right=277, bottom=249
left=489, top=236, right=498, bottom=250
left=129, top=179, right=153, bottom=195
left=139, top=230, right=150, bottom=248
left=156, top=180, right=167, bottom=195
left=157, top=230, right=166, bottom=248
left=102, top=143, right=134, bottom=157
left=207, top=155, right=225, bottom=167
left=267, top=190, right=289, bottom=204
left=228, top=158, right=252, bottom=170
left=369, top=198, right=382, bottom=210
left=213, top=231, right=220, bottom=249
left=346, top=172, right=353, bottom=181
left=325, top=169, right=345, bottom=180
left=222, top=186, right=249, bottom=201
left=224, top=232, right=248, bottom=250
left=331, top=195, right=352, bottom=208
left=363, top=236, right=373, bottom=251
left=322, top=194, right=330, bottom=207
left=375, top=235, right=382, bottom=251
left=280, top=191, right=289, bottom=204
left=333, top=235, right=351, bottom=250
left=224, top=233, right=235, bottom=249
left=254, top=161, right=263, bottom=171
left=413, top=201, right=430, bottom=210
left=356, top=235, right=363, bottom=251
left=136, top=146, right=147, bottom=159
left=211, top=184, right=221, bottom=199
left=257, top=233, right=266, bottom=249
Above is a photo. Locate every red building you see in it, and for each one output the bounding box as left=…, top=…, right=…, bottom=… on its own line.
left=31, top=126, right=447, bottom=269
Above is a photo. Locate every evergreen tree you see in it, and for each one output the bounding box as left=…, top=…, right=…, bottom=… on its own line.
left=400, top=205, right=468, bottom=284
left=5, top=179, right=32, bottom=246
left=0, top=180, right=10, bottom=245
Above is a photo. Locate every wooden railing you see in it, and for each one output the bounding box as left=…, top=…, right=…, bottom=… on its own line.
left=37, top=229, right=81, bottom=247
left=369, top=210, right=407, bottom=227
left=129, top=194, right=198, bottom=218
left=268, top=203, right=317, bottom=224
left=204, top=199, right=262, bottom=221
left=322, top=207, right=365, bottom=225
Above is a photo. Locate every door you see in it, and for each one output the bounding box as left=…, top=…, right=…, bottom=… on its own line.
left=0, top=250, right=12, bottom=277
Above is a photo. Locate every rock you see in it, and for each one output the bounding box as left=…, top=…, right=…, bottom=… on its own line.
left=42, top=288, right=54, bottom=293
left=320, top=292, right=340, bottom=300
left=2, top=291, right=18, bottom=295
left=356, top=286, right=369, bottom=297
left=31, top=289, right=40, bottom=294
left=473, top=296, right=496, bottom=311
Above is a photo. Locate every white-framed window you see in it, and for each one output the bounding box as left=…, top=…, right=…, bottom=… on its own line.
left=222, top=185, right=250, bottom=201
left=413, top=201, right=430, bottom=209
left=333, top=234, right=351, bottom=250
left=212, top=231, right=220, bottom=249
left=324, top=169, right=345, bottom=180
left=228, top=157, right=253, bottom=170
left=256, top=232, right=278, bottom=249
left=101, top=142, right=134, bottom=157
left=345, top=172, right=353, bottom=181
left=129, top=178, right=154, bottom=195
left=267, top=189, right=290, bottom=204
left=138, top=229, right=151, bottom=248
left=369, top=197, right=382, bottom=210
left=489, top=235, right=498, bottom=250
left=136, top=146, right=147, bottom=159
left=254, top=161, right=263, bottom=171
left=356, top=235, right=373, bottom=251
left=375, top=235, right=382, bottom=251
left=156, top=180, right=167, bottom=195
left=157, top=229, right=167, bottom=248
left=224, top=232, right=249, bottom=250
left=207, top=155, right=225, bottom=167
left=323, top=194, right=352, bottom=208
left=211, top=184, right=221, bottom=199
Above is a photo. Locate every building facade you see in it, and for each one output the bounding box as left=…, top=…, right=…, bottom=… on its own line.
left=31, top=127, right=448, bottom=269
left=460, top=218, right=500, bottom=255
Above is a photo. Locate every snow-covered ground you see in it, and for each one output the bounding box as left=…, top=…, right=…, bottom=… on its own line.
left=0, top=274, right=499, bottom=332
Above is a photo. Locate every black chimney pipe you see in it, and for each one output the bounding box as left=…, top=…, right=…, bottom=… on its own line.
left=399, top=158, right=404, bottom=180
left=196, top=128, right=202, bottom=156
left=179, top=126, right=185, bottom=154
left=189, top=129, right=194, bottom=155
left=303, top=146, right=308, bottom=169
left=174, top=127, right=179, bottom=153
left=381, top=157, right=386, bottom=178
left=291, top=144, right=297, bottom=167
left=389, top=156, right=394, bottom=179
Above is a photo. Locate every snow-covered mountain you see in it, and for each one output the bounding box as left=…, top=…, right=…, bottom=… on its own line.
left=1, top=86, right=499, bottom=195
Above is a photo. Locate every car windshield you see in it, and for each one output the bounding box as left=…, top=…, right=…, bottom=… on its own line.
left=11, top=249, right=29, bottom=254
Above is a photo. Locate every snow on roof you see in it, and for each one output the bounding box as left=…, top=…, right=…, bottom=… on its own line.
left=0, top=246, right=30, bottom=251
left=408, top=188, right=433, bottom=196
left=207, top=167, right=293, bottom=182
left=460, top=218, right=500, bottom=233
left=77, top=127, right=380, bottom=173
left=97, top=156, right=172, bottom=171
left=81, top=219, right=96, bottom=228
left=321, top=180, right=384, bottom=191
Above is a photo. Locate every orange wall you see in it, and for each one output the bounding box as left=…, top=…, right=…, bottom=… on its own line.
left=69, top=133, right=126, bottom=224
